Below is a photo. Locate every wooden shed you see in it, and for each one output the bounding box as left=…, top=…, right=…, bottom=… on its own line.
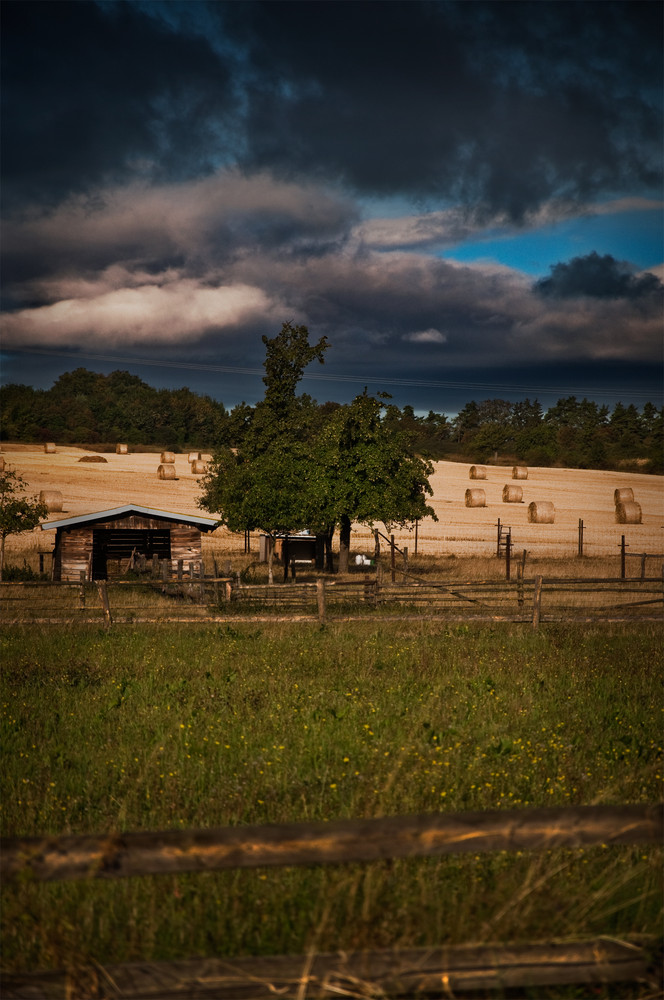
left=41, top=505, right=218, bottom=581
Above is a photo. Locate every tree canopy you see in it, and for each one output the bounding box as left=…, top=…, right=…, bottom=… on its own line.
left=0, top=469, right=48, bottom=580
left=198, top=325, right=437, bottom=576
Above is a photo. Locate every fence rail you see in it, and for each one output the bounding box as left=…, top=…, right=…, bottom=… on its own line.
left=2, top=804, right=660, bottom=884
left=3, top=937, right=660, bottom=999
left=2, top=805, right=662, bottom=999
left=1, top=574, right=662, bottom=625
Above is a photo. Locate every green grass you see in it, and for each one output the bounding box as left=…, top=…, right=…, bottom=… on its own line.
left=1, top=621, right=662, bottom=990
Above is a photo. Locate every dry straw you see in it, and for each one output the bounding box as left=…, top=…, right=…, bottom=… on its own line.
left=512, top=466, right=528, bottom=480
left=616, top=501, right=642, bottom=524
left=502, top=485, right=523, bottom=503
left=528, top=501, right=555, bottom=523
left=469, top=466, right=487, bottom=480
left=188, top=452, right=202, bottom=463
left=157, top=464, right=177, bottom=480
left=39, top=490, right=63, bottom=512
left=465, top=488, right=486, bottom=507
left=614, top=487, right=634, bottom=504
left=44, top=443, right=56, bottom=454
left=190, top=460, right=207, bottom=475
left=116, top=443, right=128, bottom=455
left=160, top=451, right=175, bottom=464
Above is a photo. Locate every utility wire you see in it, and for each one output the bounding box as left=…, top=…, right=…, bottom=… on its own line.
left=3, top=347, right=660, bottom=400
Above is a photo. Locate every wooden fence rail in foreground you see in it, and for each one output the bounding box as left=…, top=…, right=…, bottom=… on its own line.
left=3, top=936, right=660, bottom=999
left=2, top=804, right=661, bottom=884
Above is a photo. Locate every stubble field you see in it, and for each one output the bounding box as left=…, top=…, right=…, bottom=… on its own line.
left=2, top=443, right=663, bottom=569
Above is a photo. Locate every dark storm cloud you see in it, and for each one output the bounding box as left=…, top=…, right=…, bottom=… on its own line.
left=3, top=1, right=662, bottom=218
left=3, top=174, right=661, bottom=372
left=222, top=0, right=662, bottom=217
left=534, top=252, right=664, bottom=300
left=1, top=0, right=235, bottom=207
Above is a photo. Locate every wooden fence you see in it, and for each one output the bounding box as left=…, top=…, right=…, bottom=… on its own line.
left=2, top=804, right=662, bottom=999
left=1, top=574, right=662, bottom=626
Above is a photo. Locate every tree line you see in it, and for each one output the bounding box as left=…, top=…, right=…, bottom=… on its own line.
left=1, top=362, right=661, bottom=473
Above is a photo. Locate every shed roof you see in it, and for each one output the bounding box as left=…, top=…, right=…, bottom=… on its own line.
left=41, top=505, right=219, bottom=532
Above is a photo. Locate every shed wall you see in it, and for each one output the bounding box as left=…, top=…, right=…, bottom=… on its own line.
left=54, top=515, right=204, bottom=580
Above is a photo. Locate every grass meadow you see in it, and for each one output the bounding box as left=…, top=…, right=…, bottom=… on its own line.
left=1, top=619, right=662, bottom=995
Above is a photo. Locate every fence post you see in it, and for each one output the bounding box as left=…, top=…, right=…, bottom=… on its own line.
left=505, top=530, right=511, bottom=581
left=177, top=559, right=183, bottom=581
left=391, top=534, right=396, bottom=583
left=151, top=554, right=159, bottom=578
left=640, top=553, right=647, bottom=580
left=161, top=560, right=169, bottom=583
left=79, top=570, right=86, bottom=607
left=198, top=562, right=205, bottom=604
left=316, top=577, right=326, bottom=624
left=532, top=576, right=543, bottom=629
left=620, top=536, right=626, bottom=579
left=496, top=518, right=501, bottom=557
left=96, top=581, right=113, bottom=626
left=517, top=561, right=524, bottom=610
left=403, top=546, right=409, bottom=582
left=578, top=519, right=584, bottom=558
left=414, top=518, right=419, bottom=555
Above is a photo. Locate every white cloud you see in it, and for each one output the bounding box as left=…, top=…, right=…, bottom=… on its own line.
left=403, top=328, right=447, bottom=344
left=1, top=280, right=278, bottom=346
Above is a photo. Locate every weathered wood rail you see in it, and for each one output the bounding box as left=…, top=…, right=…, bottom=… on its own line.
left=3, top=804, right=660, bottom=883
left=1, top=575, right=662, bottom=625
left=3, top=937, right=660, bottom=999
left=2, top=805, right=662, bottom=999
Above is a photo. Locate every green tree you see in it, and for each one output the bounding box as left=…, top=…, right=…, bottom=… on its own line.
left=0, top=469, right=48, bottom=580
left=315, top=394, right=437, bottom=573
left=198, top=323, right=329, bottom=582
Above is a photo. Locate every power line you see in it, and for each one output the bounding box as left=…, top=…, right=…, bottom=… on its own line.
left=2, top=346, right=661, bottom=400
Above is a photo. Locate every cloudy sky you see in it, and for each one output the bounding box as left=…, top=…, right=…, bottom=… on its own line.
left=2, top=0, right=662, bottom=413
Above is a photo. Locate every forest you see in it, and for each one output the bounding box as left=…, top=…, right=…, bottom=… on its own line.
left=0, top=367, right=661, bottom=473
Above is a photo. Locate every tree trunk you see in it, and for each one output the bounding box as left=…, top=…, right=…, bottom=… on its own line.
left=267, top=538, right=274, bottom=585
left=338, top=515, right=351, bottom=574
left=0, top=533, right=5, bottom=581
left=325, top=524, right=335, bottom=573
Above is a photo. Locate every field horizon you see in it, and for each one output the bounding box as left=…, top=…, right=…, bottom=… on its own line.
left=2, top=443, right=663, bottom=569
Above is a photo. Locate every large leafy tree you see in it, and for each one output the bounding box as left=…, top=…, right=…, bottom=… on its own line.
left=313, top=393, right=438, bottom=573
left=198, top=322, right=328, bottom=582
left=0, top=469, right=48, bottom=580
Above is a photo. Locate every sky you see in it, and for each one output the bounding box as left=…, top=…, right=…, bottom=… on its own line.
left=1, top=0, right=662, bottom=415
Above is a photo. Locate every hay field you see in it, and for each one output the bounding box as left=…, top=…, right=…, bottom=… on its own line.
left=2, top=443, right=663, bottom=562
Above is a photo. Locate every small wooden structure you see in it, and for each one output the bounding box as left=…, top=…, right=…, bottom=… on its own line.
left=41, top=505, right=218, bottom=581
left=260, top=533, right=326, bottom=570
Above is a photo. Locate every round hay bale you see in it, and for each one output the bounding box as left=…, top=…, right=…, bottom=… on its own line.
left=512, top=466, right=528, bottom=480
left=502, top=484, right=523, bottom=503
left=116, top=443, right=128, bottom=455
left=190, top=460, right=207, bottom=474
left=528, top=501, right=555, bottom=523
left=39, top=490, right=63, bottom=512
left=44, top=443, right=56, bottom=454
left=465, top=488, right=486, bottom=507
left=188, top=451, right=201, bottom=463
left=78, top=455, right=107, bottom=463
left=469, top=465, right=487, bottom=480
left=157, top=464, right=177, bottom=480
left=614, top=487, right=634, bottom=504
left=616, top=501, right=642, bottom=524
left=160, top=451, right=175, bottom=464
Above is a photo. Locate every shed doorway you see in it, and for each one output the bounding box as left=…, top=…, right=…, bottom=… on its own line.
left=92, top=528, right=171, bottom=579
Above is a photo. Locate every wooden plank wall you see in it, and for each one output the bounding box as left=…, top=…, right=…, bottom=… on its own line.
left=56, top=517, right=203, bottom=581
